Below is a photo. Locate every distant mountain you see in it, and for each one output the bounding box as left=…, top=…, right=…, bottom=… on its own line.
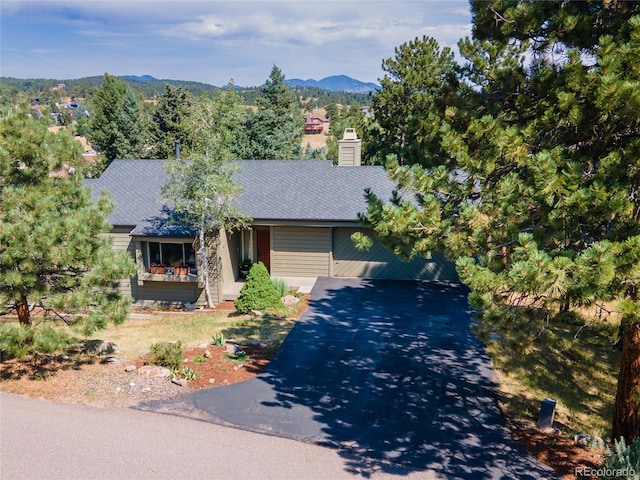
left=121, top=74, right=158, bottom=82
left=285, top=75, right=378, bottom=93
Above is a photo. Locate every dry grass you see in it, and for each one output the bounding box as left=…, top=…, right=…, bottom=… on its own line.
left=482, top=315, right=621, bottom=438
left=302, top=133, right=328, bottom=150
left=86, top=297, right=309, bottom=359
left=88, top=311, right=299, bottom=359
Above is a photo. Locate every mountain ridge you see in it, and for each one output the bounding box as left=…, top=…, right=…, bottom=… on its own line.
left=122, top=73, right=378, bottom=93
left=285, top=75, right=378, bottom=93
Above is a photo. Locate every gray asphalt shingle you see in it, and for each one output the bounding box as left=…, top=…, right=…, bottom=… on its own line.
left=85, top=159, right=397, bottom=235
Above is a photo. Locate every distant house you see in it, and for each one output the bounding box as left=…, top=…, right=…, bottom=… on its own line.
left=85, top=132, right=457, bottom=307
left=304, top=112, right=330, bottom=134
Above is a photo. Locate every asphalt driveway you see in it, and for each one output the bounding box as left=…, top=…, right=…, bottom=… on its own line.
left=138, top=277, right=557, bottom=479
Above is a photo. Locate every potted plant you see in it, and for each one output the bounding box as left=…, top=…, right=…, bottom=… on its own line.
left=239, top=259, right=253, bottom=279
left=174, top=264, right=189, bottom=275
left=150, top=262, right=167, bottom=274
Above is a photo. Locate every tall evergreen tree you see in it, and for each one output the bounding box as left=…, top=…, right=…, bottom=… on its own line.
left=0, top=100, right=136, bottom=340
left=245, top=65, right=304, bottom=159
left=369, top=36, right=461, bottom=167
left=115, top=88, right=146, bottom=159
left=150, top=84, right=193, bottom=159
left=87, top=73, right=146, bottom=167
left=360, top=1, right=640, bottom=441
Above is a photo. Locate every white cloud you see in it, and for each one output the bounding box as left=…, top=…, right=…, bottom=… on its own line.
left=1, top=0, right=474, bottom=85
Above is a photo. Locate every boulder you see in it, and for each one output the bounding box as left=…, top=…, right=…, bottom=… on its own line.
left=203, top=349, right=212, bottom=358
left=282, top=295, right=300, bottom=306
left=100, top=356, right=122, bottom=365
left=83, top=340, right=119, bottom=355
left=574, top=434, right=606, bottom=449
left=171, top=378, right=188, bottom=387
left=137, top=365, right=171, bottom=378
left=225, top=343, right=239, bottom=355
left=124, top=365, right=137, bottom=372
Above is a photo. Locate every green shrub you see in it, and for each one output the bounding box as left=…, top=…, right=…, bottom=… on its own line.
left=170, top=366, right=202, bottom=380
left=0, top=324, right=77, bottom=361
left=600, top=437, right=640, bottom=479
left=234, top=262, right=283, bottom=314
left=272, top=277, right=289, bottom=297
left=149, top=341, right=183, bottom=369
left=212, top=332, right=226, bottom=346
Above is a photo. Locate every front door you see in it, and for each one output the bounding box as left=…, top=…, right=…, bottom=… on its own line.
left=256, top=228, right=271, bottom=273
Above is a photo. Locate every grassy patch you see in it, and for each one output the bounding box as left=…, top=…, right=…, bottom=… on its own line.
left=220, top=313, right=297, bottom=347
left=88, top=310, right=299, bottom=359
left=480, top=316, right=621, bottom=438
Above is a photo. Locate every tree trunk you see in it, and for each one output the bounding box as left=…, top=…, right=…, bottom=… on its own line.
left=16, top=294, right=31, bottom=326
left=612, top=321, right=640, bottom=443
left=199, top=225, right=214, bottom=309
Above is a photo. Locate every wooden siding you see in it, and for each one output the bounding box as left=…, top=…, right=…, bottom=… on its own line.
left=271, top=227, right=331, bottom=277
left=332, top=228, right=459, bottom=282
left=109, top=228, right=136, bottom=298
left=131, top=281, right=205, bottom=308
left=110, top=228, right=210, bottom=307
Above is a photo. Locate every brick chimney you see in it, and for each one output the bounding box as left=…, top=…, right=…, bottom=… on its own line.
left=338, top=128, right=361, bottom=166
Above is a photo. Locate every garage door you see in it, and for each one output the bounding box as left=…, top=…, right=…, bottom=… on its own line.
left=332, top=228, right=458, bottom=281
left=271, top=227, right=331, bottom=277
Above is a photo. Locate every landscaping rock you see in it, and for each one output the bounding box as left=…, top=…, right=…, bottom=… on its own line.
left=100, top=356, right=122, bottom=365
left=282, top=295, right=299, bottom=306
left=540, top=426, right=561, bottom=435
left=124, top=365, right=137, bottom=372
left=67, top=343, right=85, bottom=354
left=250, top=310, right=263, bottom=317
left=198, top=343, right=209, bottom=349
left=203, top=350, right=212, bottom=358
left=574, top=434, right=605, bottom=449
left=208, top=378, right=216, bottom=384
left=171, top=378, right=188, bottom=387
left=137, top=365, right=171, bottom=378
left=83, top=340, right=119, bottom=356
left=225, top=343, right=239, bottom=355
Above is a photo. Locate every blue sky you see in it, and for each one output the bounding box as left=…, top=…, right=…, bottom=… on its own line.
left=1, top=1, right=472, bottom=87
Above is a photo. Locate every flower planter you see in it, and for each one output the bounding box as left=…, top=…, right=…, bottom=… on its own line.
left=174, top=267, right=189, bottom=275
left=150, top=266, right=167, bottom=274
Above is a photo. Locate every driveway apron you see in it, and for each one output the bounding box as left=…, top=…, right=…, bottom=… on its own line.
left=137, top=277, right=557, bottom=479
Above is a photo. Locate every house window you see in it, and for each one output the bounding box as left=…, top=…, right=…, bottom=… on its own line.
left=144, top=241, right=196, bottom=271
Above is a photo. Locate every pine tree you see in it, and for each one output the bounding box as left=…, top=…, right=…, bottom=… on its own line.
left=115, top=88, right=146, bottom=159
left=150, top=84, right=194, bottom=159
left=87, top=73, right=146, bottom=167
left=361, top=2, right=640, bottom=441
left=0, top=100, right=136, bottom=341
left=245, top=65, right=304, bottom=159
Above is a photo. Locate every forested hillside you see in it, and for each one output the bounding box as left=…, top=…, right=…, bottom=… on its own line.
left=0, top=75, right=373, bottom=106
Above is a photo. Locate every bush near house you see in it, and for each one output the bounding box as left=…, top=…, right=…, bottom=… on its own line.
left=234, top=262, right=283, bottom=314
left=149, top=341, right=183, bottom=370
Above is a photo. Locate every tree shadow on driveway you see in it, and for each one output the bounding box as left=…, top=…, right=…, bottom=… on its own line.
left=137, top=277, right=557, bottom=479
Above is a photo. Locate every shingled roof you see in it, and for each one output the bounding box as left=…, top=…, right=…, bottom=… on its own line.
left=85, top=159, right=397, bottom=236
